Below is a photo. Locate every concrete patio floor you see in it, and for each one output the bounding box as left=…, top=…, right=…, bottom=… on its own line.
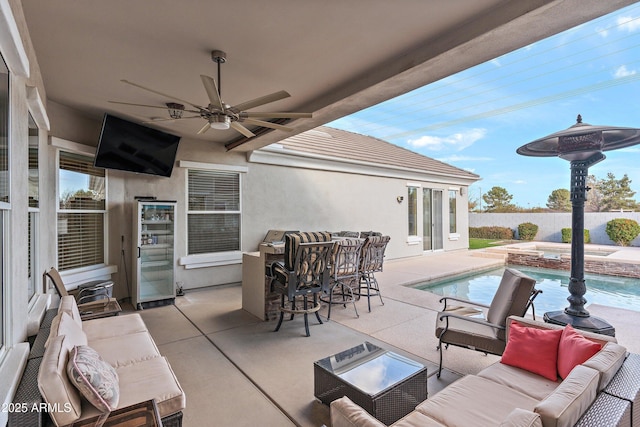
left=134, top=250, right=640, bottom=427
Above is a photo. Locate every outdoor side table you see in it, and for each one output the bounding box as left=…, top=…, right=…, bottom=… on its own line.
left=314, top=341, right=428, bottom=425
left=604, top=353, right=640, bottom=427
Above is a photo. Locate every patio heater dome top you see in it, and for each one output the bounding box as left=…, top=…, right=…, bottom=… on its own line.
left=516, top=115, right=640, bottom=161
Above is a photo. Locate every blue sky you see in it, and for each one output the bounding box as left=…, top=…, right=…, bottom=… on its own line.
left=329, top=4, right=640, bottom=209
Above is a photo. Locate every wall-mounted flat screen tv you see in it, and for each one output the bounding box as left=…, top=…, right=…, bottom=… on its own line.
left=94, top=114, right=181, bottom=177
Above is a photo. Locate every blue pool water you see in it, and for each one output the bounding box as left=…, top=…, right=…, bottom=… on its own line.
left=413, top=266, right=640, bottom=313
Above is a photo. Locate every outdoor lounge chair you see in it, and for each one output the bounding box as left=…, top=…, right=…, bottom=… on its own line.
left=434, top=267, right=541, bottom=377
left=322, top=238, right=363, bottom=320
left=270, top=232, right=333, bottom=336
left=356, top=235, right=390, bottom=312
left=45, top=267, right=122, bottom=319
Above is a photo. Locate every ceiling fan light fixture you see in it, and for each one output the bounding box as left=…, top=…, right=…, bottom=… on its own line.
left=209, top=115, right=231, bottom=130
left=166, top=102, right=185, bottom=119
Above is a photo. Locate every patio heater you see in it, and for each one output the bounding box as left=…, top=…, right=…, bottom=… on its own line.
left=516, top=115, right=640, bottom=336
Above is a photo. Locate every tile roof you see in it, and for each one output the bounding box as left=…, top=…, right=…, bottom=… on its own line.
left=274, top=126, right=480, bottom=180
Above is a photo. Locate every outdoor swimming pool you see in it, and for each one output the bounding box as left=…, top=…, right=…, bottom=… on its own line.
left=413, top=266, right=640, bottom=313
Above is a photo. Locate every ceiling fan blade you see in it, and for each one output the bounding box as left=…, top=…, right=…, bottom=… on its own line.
left=242, top=118, right=293, bottom=132
left=200, top=75, right=224, bottom=110
left=232, top=90, right=290, bottom=112
left=197, top=122, right=211, bottom=135
left=242, top=112, right=313, bottom=119
left=142, top=116, right=201, bottom=123
left=108, top=100, right=169, bottom=110
left=121, top=79, right=206, bottom=110
left=230, top=122, right=255, bottom=138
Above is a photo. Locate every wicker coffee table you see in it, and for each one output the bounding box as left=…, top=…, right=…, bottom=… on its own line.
left=314, top=341, right=428, bottom=425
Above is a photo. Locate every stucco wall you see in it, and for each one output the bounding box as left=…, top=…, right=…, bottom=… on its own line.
left=469, top=212, right=640, bottom=246
left=46, top=106, right=473, bottom=293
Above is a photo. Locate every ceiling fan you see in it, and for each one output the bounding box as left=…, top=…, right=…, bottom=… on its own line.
left=109, top=50, right=312, bottom=138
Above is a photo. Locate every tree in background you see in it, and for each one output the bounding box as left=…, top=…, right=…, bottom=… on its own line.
left=585, top=174, right=604, bottom=212
left=482, top=186, right=517, bottom=212
left=599, top=173, right=638, bottom=212
left=468, top=197, right=479, bottom=212
left=546, top=188, right=571, bottom=211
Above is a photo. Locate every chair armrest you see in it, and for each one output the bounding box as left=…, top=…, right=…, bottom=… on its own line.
left=439, top=296, right=491, bottom=310
left=439, top=311, right=505, bottom=331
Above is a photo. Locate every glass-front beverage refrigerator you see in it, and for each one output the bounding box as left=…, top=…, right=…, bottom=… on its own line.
left=133, top=200, right=176, bottom=309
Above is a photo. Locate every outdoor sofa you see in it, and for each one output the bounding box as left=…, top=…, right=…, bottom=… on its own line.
left=12, top=295, right=185, bottom=426
left=331, top=315, right=635, bottom=427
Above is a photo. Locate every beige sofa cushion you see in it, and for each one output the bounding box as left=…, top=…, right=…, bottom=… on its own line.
left=88, top=331, right=161, bottom=368
left=581, top=341, right=627, bottom=391
left=46, top=311, right=88, bottom=349
left=416, top=375, right=538, bottom=426
left=534, top=365, right=599, bottom=427
left=478, top=362, right=560, bottom=401
left=81, top=313, right=148, bottom=340
left=59, top=295, right=83, bottom=326
left=330, top=396, right=387, bottom=427
left=393, top=411, right=447, bottom=427
left=77, top=356, right=186, bottom=421
left=500, top=408, right=543, bottom=427
left=38, top=334, right=82, bottom=426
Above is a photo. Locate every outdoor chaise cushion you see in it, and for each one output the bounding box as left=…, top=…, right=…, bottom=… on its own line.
left=38, top=334, right=84, bottom=426
left=478, top=362, right=560, bottom=401
left=77, top=356, right=186, bottom=422
left=330, top=396, right=446, bottom=427
left=500, top=408, right=543, bottom=427
left=486, top=268, right=537, bottom=341
left=415, top=375, right=539, bottom=426
left=533, top=364, right=600, bottom=427
left=581, top=341, right=627, bottom=391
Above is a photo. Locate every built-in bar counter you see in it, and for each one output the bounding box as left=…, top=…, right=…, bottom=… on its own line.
left=242, top=243, right=285, bottom=321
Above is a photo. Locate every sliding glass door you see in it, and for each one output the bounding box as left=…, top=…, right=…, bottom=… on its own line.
left=423, top=188, right=443, bottom=251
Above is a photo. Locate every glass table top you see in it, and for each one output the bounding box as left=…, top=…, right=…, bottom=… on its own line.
left=315, top=342, right=425, bottom=395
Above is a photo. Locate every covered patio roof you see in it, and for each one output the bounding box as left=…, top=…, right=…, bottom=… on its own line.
left=20, top=0, right=635, bottom=151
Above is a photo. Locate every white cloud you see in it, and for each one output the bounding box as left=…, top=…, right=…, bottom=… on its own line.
left=407, top=128, right=487, bottom=151
left=617, top=16, right=640, bottom=33
left=596, top=26, right=609, bottom=38
left=513, top=180, right=527, bottom=184
left=614, top=65, right=637, bottom=78
left=436, top=155, right=493, bottom=162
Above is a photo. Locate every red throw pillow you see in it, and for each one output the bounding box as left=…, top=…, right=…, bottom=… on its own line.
left=557, top=325, right=602, bottom=379
left=501, top=321, right=563, bottom=381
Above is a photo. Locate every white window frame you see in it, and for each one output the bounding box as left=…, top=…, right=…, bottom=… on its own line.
left=406, top=183, right=422, bottom=245
left=27, top=113, right=39, bottom=302
left=0, top=49, right=11, bottom=358
left=178, top=161, right=246, bottom=269
left=448, top=187, right=461, bottom=241
left=54, top=138, right=108, bottom=274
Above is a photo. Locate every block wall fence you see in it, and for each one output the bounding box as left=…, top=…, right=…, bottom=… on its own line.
left=469, top=212, right=640, bottom=246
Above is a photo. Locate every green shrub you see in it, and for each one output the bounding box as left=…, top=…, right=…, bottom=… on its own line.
left=469, top=226, right=514, bottom=240
left=518, top=222, right=538, bottom=240
left=606, top=218, right=640, bottom=246
left=561, top=228, right=591, bottom=244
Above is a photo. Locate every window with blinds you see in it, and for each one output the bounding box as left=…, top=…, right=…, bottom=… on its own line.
left=0, top=55, right=8, bottom=205
left=28, top=114, right=39, bottom=300
left=408, top=187, right=418, bottom=236
left=449, top=190, right=457, bottom=234
left=57, top=151, right=106, bottom=271
left=187, top=169, right=241, bottom=255
left=0, top=53, right=8, bottom=347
